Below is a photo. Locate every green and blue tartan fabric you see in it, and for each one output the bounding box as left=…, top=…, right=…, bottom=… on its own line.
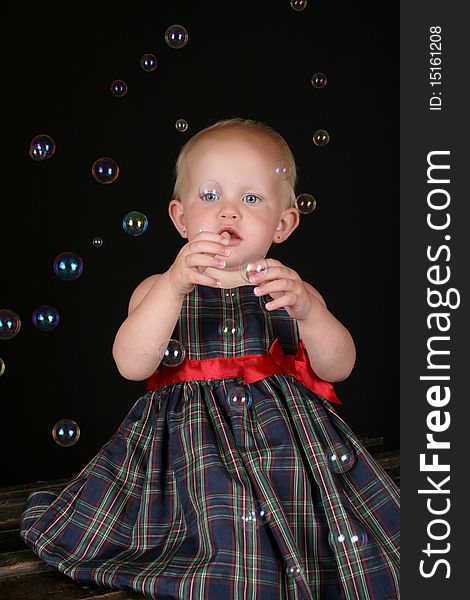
left=20, top=284, right=400, bottom=599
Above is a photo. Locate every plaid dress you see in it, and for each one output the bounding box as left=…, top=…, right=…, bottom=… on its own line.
left=20, top=284, right=400, bottom=600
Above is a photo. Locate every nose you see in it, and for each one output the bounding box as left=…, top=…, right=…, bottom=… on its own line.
left=218, top=198, right=241, bottom=220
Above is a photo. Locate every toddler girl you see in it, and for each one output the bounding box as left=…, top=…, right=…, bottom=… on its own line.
left=20, top=118, right=400, bottom=599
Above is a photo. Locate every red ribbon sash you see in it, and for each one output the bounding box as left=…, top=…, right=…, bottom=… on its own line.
left=145, top=338, right=341, bottom=405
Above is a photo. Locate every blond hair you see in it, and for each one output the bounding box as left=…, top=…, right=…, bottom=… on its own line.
left=172, top=118, right=298, bottom=208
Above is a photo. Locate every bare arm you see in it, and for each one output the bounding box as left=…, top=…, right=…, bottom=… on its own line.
left=112, top=272, right=185, bottom=381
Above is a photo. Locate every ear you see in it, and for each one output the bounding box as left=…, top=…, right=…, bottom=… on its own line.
left=168, top=199, right=187, bottom=238
left=273, top=207, right=300, bottom=243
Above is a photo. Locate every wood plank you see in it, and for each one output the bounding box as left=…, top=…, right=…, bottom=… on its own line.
left=0, top=570, right=142, bottom=599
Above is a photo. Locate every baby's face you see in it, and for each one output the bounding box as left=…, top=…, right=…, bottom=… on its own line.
left=171, top=131, right=297, bottom=270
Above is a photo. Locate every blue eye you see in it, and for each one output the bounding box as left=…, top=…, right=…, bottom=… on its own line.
left=243, top=194, right=260, bottom=205
left=201, top=192, right=220, bottom=203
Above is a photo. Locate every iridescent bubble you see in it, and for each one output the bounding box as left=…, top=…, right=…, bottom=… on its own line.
left=199, top=180, right=222, bottom=203
left=0, top=309, right=21, bottom=340
left=295, top=193, right=317, bottom=214
left=312, top=130, right=330, bottom=147
left=238, top=504, right=270, bottom=530
left=175, top=118, right=188, bottom=132
left=32, top=306, right=60, bottom=331
left=122, top=211, right=148, bottom=236
left=286, top=564, right=304, bottom=581
left=218, top=319, right=242, bottom=338
left=159, top=339, right=186, bottom=367
left=226, top=385, right=252, bottom=409
left=165, top=25, right=189, bottom=49
left=0, top=358, right=5, bottom=377
left=53, top=252, right=83, bottom=281
left=29, top=134, right=56, bottom=161
left=239, top=255, right=268, bottom=283
left=52, top=419, right=80, bottom=447
left=290, top=0, right=307, bottom=11
left=273, top=160, right=292, bottom=181
left=92, top=237, right=104, bottom=248
left=326, top=441, right=356, bottom=473
left=311, top=72, right=327, bottom=88
left=110, top=79, right=128, bottom=97
left=328, top=519, right=369, bottom=555
left=92, top=157, right=120, bottom=184
left=140, top=53, right=158, bottom=72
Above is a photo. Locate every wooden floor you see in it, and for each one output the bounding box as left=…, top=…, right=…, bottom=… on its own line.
left=0, top=439, right=399, bottom=599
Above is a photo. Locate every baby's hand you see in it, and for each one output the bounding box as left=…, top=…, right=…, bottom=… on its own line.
left=248, top=258, right=320, bottom=321
left=167, top=231, right=231, bottom=295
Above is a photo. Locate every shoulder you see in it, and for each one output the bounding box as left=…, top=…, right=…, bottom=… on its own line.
left=128, top=273, right=162, bottom=316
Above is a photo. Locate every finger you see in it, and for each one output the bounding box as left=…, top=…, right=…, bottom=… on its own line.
left=248, top=264, right=297, bottom=285
left=188, top=240, right=232, bottom=257
left=192, top=231, right=231, bottom=246
left=192, top=271, right=222, bottom=288
left=186, top=253, right=228, bottom=270
left=253, top=278, right=296, bottom=297
left=264, top=292, right=296, bottom=311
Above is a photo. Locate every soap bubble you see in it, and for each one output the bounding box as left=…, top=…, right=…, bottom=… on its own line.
left=273, top=160, right=291, bottom=181
left=239, top=255, right=268, bottom=283
left=165, top=25, right=189, bottom=49
left=312, top=130, right=330, bottom=147
left=122, top=211, right=148, bottom=236
left=53, top=252, right=83, bottom=281
left=140, top=53, right=158, bottom=72
left=52, top=419, right=80, bottom=447
left=218, top=319, right=242, bottom=338
left=238, top=504, right=270, bottom=530
left=92, top=237, right=103, bottom=248
left=110, top=79, right=128, bottom=97
left=0, top=309, right=21, bottom=340
left=226, top=385, right=252, bottom=409
left=199, top=180, right=222, bottom=202
left=326, top=441, right=356, bottom=473
left=92, top=157, right=119, bottom=184
left=295, top=194, right=317, bottom=214
left=0, top=358, right=5, bottom=377
left=29, top=134, right=56, bottom=161
left=159, top=339, right=186, bottom=366
left=32, top=306, right=60, bottom=331
left=290, top=0, right=307, bottom=11
left=328, top=519, right=369, bottom=555
left=311, top=72, right=327, bottom=88
left=175, top=118, right=188, bottom=132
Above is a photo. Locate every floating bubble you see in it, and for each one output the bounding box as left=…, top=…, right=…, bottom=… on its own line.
left=239, top=255, right=268, bottom=283
left=273, top=160, right=291, bottom=181
left=312, top=130, right=330, bottom=147
left=326, top=441, right=356, bottom=473
left=123, top=211, right=148, bottom=236
left=286, top=564, right=304, bottom=581
left=199, top=180, right=222, bottom=203
left=0, top=358, right=5, bottom=377
left=226, top=385, right=252, bottom=409
left=290, top=0, right=307, bottom=11
left=0, top=309, right=21, bottom=340
left=295, top=193, right=317, bottom=214
left=29, top=134, right=56, bottom=161
left=53, top=252, right=83, bottom=281
left=159, top=339, right=186, bottom=367
left=175, top=118, right=188, bottom=132
left=52, top=419, right=80, bottom=447
left=140, top=53, right=158, bottom=72
left=328, top=519, right=369, bottom=555
left=165, top=25, right=189, bottom=49
left=110, top=79, right=128, bottom=97
left=238, top=504, right=270, bottom=530
left=92, top=237, right=104, bottom=248
left=32, top=306, right=60, bottom=331
left=92, top=157, right=120, bottom=184
left=218, top=319, right=242, bottom=338
left=311, top=72, right=327, bottom=89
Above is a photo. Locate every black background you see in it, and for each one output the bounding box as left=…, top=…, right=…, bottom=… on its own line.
left=1, top=2, right=398, bottom=486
